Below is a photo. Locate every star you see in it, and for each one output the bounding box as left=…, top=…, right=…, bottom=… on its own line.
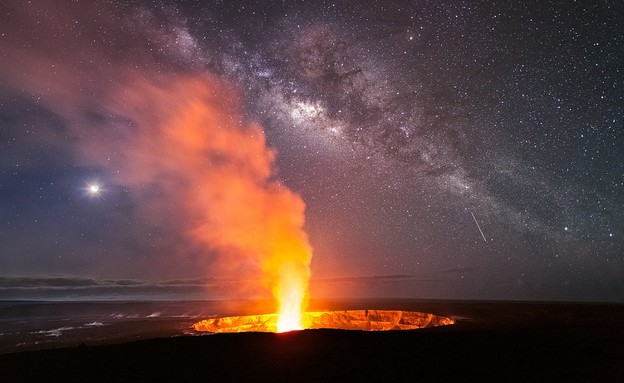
left=87, top=183, right=102, bottom=197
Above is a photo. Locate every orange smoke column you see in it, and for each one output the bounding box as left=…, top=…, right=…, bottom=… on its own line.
left=108, top=74, right=313, bottom=330
left=0, top=1, right=312, bottom=328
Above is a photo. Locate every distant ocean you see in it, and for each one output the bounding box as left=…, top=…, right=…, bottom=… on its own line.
left=0, top=300, right=237, bottom=354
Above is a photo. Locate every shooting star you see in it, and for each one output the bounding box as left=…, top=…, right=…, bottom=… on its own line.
left=471, top=212, right=487, bottom=242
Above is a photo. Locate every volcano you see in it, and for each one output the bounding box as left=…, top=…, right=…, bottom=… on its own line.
left=193, top=310, right=454, bottom=333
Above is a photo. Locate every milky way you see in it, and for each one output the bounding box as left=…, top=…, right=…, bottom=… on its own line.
left=1, top=0, right=622, bottom=301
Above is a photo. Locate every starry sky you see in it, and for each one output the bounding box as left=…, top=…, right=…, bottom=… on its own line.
left=1, top=0, right=623, bottom=302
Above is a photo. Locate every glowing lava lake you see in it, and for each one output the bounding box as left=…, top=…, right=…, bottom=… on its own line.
left=193, top=310, right=455, bottom=333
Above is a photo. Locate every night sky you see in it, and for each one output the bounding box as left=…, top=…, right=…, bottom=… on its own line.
left=1, top=0, right=623, bottom=302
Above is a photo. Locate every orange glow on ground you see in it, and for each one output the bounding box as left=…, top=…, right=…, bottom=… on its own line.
left=193, top=310, right=455, bottom=333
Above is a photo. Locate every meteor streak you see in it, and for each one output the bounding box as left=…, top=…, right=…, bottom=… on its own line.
left=471, top=212, right=487, bottom=242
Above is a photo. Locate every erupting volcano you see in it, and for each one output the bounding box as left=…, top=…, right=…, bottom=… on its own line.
left=119, top=71, right=450, bottom=336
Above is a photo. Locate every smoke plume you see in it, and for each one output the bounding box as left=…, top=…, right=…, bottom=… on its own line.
left=0, top=1, right=312, bottom=308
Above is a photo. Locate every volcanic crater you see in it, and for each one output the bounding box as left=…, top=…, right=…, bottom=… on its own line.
left=193, top=310, right=455, bottom=333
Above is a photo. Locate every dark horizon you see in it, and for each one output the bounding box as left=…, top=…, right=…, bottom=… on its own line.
left=1, top=274, right=623, bottom=303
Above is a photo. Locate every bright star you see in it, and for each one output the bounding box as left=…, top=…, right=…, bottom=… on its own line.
left=87, top=183, right=102, bottom=196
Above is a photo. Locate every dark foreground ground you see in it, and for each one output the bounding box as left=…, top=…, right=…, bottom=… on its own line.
left=1, top=300, right=623, bottom=382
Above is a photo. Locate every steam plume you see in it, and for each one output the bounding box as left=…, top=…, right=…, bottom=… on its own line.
left=0, top=1, right=313, bottom=310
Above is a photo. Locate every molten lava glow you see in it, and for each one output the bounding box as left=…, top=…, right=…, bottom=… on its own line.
left=276, top=309, right=302, bottom=333
left=193, top=310, right=456, bottom=333
left=275, top=267, right=306, bottom=332
left=271, top=244, right=311, bottom=332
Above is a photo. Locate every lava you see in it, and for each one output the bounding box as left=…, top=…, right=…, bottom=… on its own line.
left=193, top=310, right=455, bottom=333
